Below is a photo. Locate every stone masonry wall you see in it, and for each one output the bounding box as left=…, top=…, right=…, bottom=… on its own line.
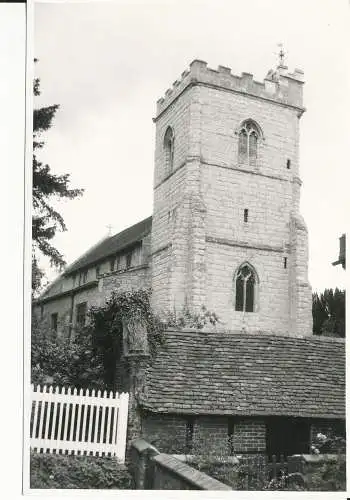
left=36, top=295, right=72, bottom=339
left=151, top=86, right=203, bottom=315
left=102, top=265, right=151, bottom=298
left=199, top=85, right=300, bottom=180
left=205, top=243, right=290, bottom=333
left=151, top=63, right=311, bottom=334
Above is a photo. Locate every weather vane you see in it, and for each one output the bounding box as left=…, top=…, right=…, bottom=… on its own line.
left=277, top=43, right=286, bottom=66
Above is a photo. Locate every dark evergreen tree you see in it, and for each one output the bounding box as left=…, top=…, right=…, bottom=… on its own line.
left=312, top=288, right=345, bottom=337
left=32, top=64, right=83, bottom=294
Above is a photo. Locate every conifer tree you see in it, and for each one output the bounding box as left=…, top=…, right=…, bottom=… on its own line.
left=312, top=288, right=345, bottom=337
left=32, top=64, right=83, bottom=294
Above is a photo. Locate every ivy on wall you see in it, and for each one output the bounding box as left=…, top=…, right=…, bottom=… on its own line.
left=32, top=288, right=219, bottom=390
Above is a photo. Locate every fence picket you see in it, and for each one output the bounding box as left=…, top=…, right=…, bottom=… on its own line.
left=31, top=397, right=38, bottom=439
left=110, top=393, right=119, bottom=455
left=55, top=387, right=65, bottom=452
left=62, top=387, right=71, bottom=444
left=105, top=392, right=113, bottom=450
left=75, top=389, right=83, bottom=445
left=69, top=390, right=77, bottom=444
left=37, top=386, right=46, bottom=444
left=30, top=385, right=129, bottom=462
left=43, top=386, right=52, bottom=446
left=99, top=391, right=107, bottom=447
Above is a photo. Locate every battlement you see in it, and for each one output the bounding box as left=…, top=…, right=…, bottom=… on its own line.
left=155, top=59, right=305, bottom=118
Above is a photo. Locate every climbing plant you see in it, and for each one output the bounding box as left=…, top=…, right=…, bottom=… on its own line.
left=87, top=288, right=164, bottom=388
left=32, top=289, right=219, bottom=390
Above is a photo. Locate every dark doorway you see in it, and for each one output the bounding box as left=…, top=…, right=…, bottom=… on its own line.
left=266, top=417, right=310, bottom=460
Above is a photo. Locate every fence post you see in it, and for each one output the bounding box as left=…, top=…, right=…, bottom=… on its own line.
left=271, top=454, right=277, bottom=480
left=115, top=392, right=129, bottom=463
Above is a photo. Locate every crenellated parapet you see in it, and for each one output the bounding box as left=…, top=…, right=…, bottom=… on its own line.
left=155, top=59, right=305, bottom=119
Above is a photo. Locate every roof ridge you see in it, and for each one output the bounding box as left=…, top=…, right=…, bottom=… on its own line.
left=163, top=329, right=345, bottom=343
left=109, top=215, right=152, bottom=240
left=65, top=215, right=152, bottom=275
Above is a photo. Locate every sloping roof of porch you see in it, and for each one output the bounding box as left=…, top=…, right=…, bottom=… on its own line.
left=140, top=330, right=345, bottom=419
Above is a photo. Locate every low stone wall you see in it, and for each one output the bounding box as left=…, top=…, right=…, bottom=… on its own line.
left=130, top=438, right=232, bottom=490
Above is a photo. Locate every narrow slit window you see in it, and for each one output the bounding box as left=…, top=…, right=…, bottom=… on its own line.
left=76, top=302, right=87, bottom=328
left=244, top=209, right=249, bottom=223
left=126, top=252, right=132, bottom=269
left=51, top=313, right=58, bottom=333
left=164, top=126, right=175, bottom=174
left=284, top=257, right=288, bottom=269
left=287, top=159, right=291, bottom=169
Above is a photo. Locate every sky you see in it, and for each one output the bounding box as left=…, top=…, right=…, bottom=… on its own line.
left=33, top=0, right=349, bottom=292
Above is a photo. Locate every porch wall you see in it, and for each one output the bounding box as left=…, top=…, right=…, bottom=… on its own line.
left=140, top=412, right=344, bottom=458
left=141, top=413, right=266, bottom=455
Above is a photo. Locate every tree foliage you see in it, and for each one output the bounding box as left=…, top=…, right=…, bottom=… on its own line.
left=312, top=288, right=345, bottom=337
left=31, top=320, right=105, bottom=390
left=32, top=63, right=83, bottom=293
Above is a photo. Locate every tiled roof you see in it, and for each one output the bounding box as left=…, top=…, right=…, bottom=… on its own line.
left=65, top=216, right=152, bottom=274
left=140, top=331, right=345, bottom=419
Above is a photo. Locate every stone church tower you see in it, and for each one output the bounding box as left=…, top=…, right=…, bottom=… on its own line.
left=151, top=59, right=312, bottom=336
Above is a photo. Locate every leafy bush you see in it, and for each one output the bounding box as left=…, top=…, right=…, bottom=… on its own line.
left=306, top=432, right=346, bottom=491
left=30, top=451, right=132, bottom=489
left=305, top=455, right=346, bottom=491
left=31, top=328, right=105, bottom=390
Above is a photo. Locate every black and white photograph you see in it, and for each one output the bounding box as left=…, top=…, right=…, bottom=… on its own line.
left=3, top=0, right=348, bottom=495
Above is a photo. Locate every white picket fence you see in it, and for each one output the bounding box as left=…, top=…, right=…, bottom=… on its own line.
left=30, top=385, right=129, bottom=462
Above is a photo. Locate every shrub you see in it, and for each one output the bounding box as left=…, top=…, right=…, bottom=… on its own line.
left=31, top=329, right=105, bottom=390
left=164, top=305, right=219, bottom=330
left=30, top=451, right=132, bottom=489
left=306, top=432, right=346, bottom=491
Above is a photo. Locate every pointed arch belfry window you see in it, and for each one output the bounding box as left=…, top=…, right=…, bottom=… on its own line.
left=238, top=120, right=261, bottom=166
left=234, top=263, right=258, bottom=312
left=164, top=126, right=175, bottom=174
